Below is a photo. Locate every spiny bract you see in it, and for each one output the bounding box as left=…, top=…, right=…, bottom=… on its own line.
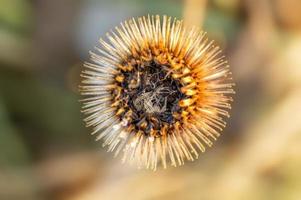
left=80, top=15, right=234, bottom=170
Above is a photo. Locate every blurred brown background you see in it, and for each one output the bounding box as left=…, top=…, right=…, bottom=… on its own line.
left=1, top=0, right=301, bottom=199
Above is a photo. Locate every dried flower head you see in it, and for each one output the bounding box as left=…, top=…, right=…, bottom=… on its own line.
left=80, top=15, right=234, bottom=170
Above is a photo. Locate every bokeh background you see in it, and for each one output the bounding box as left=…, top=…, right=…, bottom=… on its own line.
left=1, top=0, right=301, bottom=199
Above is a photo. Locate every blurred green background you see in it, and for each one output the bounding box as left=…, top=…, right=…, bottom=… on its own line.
left=1, top=0, right=301, bottom=199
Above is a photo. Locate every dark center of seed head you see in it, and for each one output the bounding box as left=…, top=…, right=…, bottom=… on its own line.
left=121, top=60, right=186, bottom=134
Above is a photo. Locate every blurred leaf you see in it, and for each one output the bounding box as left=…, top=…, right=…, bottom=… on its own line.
left=0, top=70, right=89, bottom=156
left=0, top=97, right=31, bottom=167
left=204, top=8, right=241, bottom=43
left=0, top=0, right=32, bottom=33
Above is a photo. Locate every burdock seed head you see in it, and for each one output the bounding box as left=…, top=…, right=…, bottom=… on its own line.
left=79, top=15, right=235, bottom=170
